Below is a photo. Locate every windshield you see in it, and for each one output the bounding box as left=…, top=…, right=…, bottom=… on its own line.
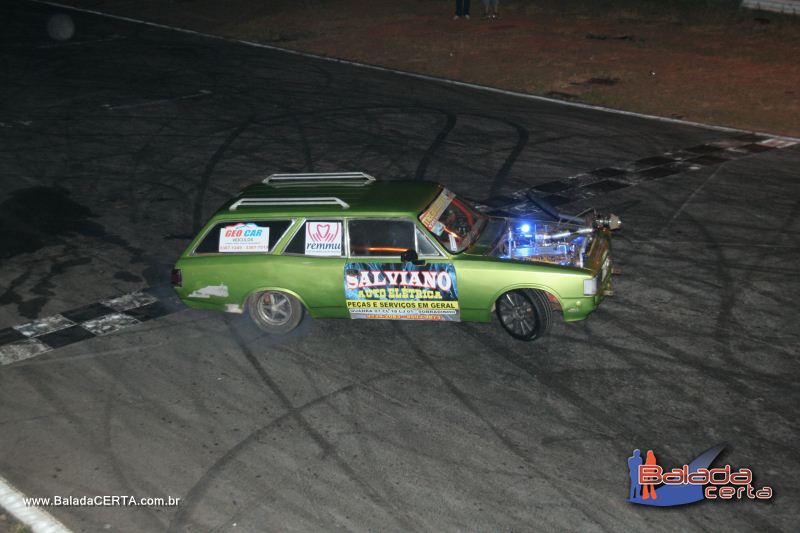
left=419, top=188, right=487, bottom=253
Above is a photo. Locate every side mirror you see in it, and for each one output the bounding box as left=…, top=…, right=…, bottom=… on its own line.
left=400, top=249, right=425, bottom=266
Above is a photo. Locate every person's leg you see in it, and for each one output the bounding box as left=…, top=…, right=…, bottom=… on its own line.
left=455, top=0, right=463, bottom=17
left=465, top=0, right=471, bottom=17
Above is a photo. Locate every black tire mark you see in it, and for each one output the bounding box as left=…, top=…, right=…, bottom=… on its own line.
left=628, top=163, right=800, bottom=383
left=489, top=119, right=528, bottom=199
left=460, top=113, right=530, bottom=199
left=192, top=117, right=253, bottom=232
left=581, top=317, right=800, bottom=439
left=392, top=324, right=616, bottom=531
left=415, top=110, right=456, bottom=181
left=10, top=367, right=166, bottom=531
left=168, top=319, right=419, bottom=532
left=456, top=322, right=653, bottom=446
left=288, top=110, right=315, bottom=172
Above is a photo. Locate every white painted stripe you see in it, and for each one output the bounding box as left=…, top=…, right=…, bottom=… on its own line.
left=28, top=0, right=800, bottom=143
left=0, top=474, right=71, bottom=533
left=742, top=0, right=800, bottom=15
left=0, top=339, right=52, bottom=366
left=81, top=313, right=140, bottom=336
left=759, top=138, right=797, bottom=148
left=14, top=315, right=75, bottom=338
left=101, top=290, right=157, bottom=312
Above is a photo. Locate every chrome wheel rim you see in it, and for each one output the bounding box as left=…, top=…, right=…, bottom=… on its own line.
left=256, top=292, right=292, bottom=326
left=498, top=292, right=537, bottom=337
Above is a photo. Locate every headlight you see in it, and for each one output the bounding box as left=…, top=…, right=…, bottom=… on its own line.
left=583, top=278, right=598, bottom=296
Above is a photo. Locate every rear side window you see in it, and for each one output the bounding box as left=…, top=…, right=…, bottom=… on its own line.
left=194, top=220, right=292, bottom=254
left=349, top=219, right=414, bottom=257
left=284, top=220, right=344, bottom=256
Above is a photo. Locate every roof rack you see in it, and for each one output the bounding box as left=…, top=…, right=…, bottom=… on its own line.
left=229, top=197, right=350, bottom=211
left=263, top=172, right=376, bottom=186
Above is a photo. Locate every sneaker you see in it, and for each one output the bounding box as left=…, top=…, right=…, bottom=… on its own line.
left=465, top=14, right=470, bottom=19
left=453, top=15, right=460, bottom=20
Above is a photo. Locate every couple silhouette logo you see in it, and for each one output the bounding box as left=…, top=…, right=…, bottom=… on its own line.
left=629, top=449, right=658, bottom=500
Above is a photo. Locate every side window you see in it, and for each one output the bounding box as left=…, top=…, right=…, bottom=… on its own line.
left=348, top=219, right=414, bottom=257
left=416, top=227, right=442, bottom=257
left=194, top=220, right=291, bottom=254
left=284, top=220, right=344, bottom=256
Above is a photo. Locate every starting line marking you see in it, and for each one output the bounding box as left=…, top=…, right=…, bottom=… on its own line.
left=477, top=134, right=796, bottom=216
left=0, top=290, right=174, bottom=366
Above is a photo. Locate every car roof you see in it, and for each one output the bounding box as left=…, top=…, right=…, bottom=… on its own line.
left=214, top=180, right=444, bottom=220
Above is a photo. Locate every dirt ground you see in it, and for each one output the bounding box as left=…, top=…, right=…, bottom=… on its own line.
left=59, top=0, right=800, bottom=136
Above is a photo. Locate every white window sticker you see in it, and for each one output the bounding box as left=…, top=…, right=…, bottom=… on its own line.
left=305, top=221, right=342, bottom=256
left=218, top=223, right=270, bottom=253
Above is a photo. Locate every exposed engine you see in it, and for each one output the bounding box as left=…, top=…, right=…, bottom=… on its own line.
left=489, top=214, right=620, bottom=268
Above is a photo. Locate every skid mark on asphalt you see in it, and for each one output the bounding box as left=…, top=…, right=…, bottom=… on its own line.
left=414, top=109, right=456, bottom=181
left=392, top=324, right=618, bottom=529
left=102, top=89, right=212, bottom=111
left=166, top=317, right=421, bottom=532
left=0, top=135, right=794, bottom=365
left=192, top=117, right=254, bottom=232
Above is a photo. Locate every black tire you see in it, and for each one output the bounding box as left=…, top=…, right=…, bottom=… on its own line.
left=247, top=290, right=304, bottom=335
left=495, top=289, right=552, bottom=341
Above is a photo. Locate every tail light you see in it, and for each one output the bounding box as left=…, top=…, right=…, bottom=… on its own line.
left=171, top=268, right=182, bottom=287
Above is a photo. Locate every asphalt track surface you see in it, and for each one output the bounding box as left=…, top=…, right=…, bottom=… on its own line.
left=1, top=1, right=799, bottom=531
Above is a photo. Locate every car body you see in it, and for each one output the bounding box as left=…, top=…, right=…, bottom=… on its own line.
left=172, top=172, right=618, bottom=340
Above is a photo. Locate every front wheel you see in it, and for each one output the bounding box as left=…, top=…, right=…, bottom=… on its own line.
left=247, top=291, right=304, bottom=335
left=495, top=289, right=552, bottom=341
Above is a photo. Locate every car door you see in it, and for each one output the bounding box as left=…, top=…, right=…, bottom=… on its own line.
left=279, top=218, right=349, bottom=318
left=345, top=218, right=459, bottom=321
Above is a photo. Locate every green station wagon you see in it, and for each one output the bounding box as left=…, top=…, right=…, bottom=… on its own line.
left=172, top=172, right=619, bottom=341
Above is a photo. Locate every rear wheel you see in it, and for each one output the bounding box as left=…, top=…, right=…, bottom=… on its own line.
left=496, top=289, right=552, bottom=341
left=247, top=291, right=304, bottom=335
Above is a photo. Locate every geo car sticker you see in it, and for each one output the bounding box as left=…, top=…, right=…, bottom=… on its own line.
left=218, top=223, right=270, bottom=253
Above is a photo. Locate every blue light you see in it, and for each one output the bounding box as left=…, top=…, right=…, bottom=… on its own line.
left=520, top=223, right=530, bottom=233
